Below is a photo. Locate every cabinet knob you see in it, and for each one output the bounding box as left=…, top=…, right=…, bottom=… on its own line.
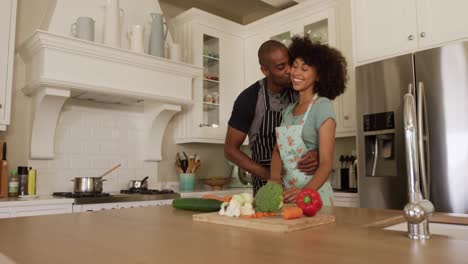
left=344, top=115, right=349, bottom=120
left=0, top=104, right=2, bottom=109
left=420, top=32, right=426, bottom=38
left=408, top=35, right=414, bottom=40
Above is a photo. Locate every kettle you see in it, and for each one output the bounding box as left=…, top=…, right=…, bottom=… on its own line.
left=149, top=13, right=168, bottom=57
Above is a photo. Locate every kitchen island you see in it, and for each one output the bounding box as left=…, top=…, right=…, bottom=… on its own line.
left=0, top=206, right=466, bottom=263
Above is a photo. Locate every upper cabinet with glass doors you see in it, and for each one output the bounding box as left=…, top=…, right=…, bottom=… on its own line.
left=244, top=1, right=355, bottom=137
left=202, top=34, right=221, bottom=129
left=172, top=9, right=245, bottom=144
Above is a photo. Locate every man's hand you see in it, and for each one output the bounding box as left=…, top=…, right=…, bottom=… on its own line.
left=297, top=150, right=319, bottom=175
left=225, top=126, right=270, bottom=180
left=283, top=186, right=302, bottom=203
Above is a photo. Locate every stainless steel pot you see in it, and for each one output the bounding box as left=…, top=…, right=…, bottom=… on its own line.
left=71, top=177, right=106, bottom=193
left=128, top=176, right=149, bottom=189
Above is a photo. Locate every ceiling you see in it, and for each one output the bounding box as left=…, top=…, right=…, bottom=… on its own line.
left=159, top=0, right=296, bottom=24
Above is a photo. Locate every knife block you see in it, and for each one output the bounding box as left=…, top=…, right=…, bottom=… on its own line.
left=0, top=160, right=8, bottom=198
left=340, top=168, right=349, bottom=191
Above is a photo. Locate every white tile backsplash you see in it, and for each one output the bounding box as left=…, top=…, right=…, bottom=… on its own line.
left=99, top=141, right=119, bottom=155
left=48, top=158, right=69, bottom=169
left=70, top=157, right=91, bottom=169
left=93, top=127, right=113, bottom=140
left=29, top=101, right=159, bottom=195
left=70, top=126, right=93, bottom=139
left=61, top=139, right=82, bottom=154
left=82, top=141, right=101, bottom=154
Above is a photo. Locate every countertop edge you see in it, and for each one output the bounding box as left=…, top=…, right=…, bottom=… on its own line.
left=0, top=196, right=75, bottom=207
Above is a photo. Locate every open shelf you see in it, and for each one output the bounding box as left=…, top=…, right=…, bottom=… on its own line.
left=203, top=55, right=219, bottom=60
left=203, top=102, right=220, bottom=111
left=203, top=78, right=220, bottom=90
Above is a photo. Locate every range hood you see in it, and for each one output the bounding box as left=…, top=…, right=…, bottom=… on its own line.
left=18, top=30, right=202, bottom=161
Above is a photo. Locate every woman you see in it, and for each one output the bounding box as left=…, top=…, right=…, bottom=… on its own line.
left=270, top=36, right=348, bottom=206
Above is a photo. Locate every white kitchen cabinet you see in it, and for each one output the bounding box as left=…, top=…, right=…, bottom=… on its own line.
left=416, top=0, right=468, bottom=48
left=352, top=0, right=418, bottom=64
left=245, top=1, right=356, bottom=137
left=0, top=0, right=17, bottom=130
left=12, top=204, right=73, bottom=217
left=333, top=192, right=359, bottom=207
left=244, top=6, right=337, bottom=87
left=172, top=10, right=245, bottom=144
left=0, top=200, right=74, bottom=218
left=173, top=2, right=357, bottom=142
left=353, top=0, right=468, bottom=64
left=0, top=208, right=11, bottom=218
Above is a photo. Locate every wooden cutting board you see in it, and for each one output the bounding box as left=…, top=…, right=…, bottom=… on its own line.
left=193, top=212, right=335, bottom=233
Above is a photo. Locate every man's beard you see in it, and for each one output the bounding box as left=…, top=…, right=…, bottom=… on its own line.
left=272, top=76, right=291, bottom=88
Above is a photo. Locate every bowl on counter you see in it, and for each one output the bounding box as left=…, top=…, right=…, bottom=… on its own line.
left=199, top=177, right=232, bottom=190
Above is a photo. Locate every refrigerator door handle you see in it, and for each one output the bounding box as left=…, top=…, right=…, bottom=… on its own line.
left=417, top=81, right=430, bottom=199
left=371, top=137, right=379, bottom=176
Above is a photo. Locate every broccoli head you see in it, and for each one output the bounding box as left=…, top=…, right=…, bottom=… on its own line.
left=254, top=182, right=283, bottom=212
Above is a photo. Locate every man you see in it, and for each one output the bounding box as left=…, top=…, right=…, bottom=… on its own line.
left=225, top=40, right=318, bottom=199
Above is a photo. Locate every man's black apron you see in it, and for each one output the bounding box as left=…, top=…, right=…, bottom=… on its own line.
left=251, top=83, right=293, bottom=195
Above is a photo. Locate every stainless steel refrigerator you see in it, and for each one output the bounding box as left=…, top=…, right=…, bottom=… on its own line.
left=356, top=41, right=468, bottom=214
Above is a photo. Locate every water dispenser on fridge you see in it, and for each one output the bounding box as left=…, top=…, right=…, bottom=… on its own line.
left=363, top=112, right=397, bottom=178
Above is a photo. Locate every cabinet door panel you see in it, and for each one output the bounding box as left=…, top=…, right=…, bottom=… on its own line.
left=302, top=9, right=337, bottom=47
left=332, top=97, right=342, bottom=134
left=244, top=35, right=266, bottom=87
left=220, top=34, right=244, bottom=128
left=13, top=205, right=72, bottom=217
left=417, top=0, right=468, bottom=48
left=192, top=25, right=224, bottom=140
left=0, top=208, right=11, bottom=218
left=0, top=0, right=16, bottom=125
left=353, top=0, right=419, bottom=63
left=341, top=69, right=356, bottom=132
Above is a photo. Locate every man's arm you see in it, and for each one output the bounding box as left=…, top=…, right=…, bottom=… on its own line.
left=224, top=126, right=269, bottom=180
left=297, top=150, right=319, bottom=175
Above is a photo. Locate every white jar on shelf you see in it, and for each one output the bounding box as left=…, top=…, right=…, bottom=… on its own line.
left=212, top=92, right=219, bottom=104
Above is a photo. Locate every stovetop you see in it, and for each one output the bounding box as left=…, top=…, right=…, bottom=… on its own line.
left=52, top=190, right=180, bottom=205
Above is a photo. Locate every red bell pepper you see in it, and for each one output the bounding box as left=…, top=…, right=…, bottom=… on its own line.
left=296, top=189, right=322, bottom=217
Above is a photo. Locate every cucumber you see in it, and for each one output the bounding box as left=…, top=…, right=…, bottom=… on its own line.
left=172, top=198, right=222, bottom=212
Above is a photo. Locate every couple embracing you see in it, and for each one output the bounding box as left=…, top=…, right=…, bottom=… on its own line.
left=225, top=36, right=347, bottom=206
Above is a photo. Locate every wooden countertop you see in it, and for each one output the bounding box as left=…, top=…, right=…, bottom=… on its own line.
left=0, top=206, right=467, bottom=264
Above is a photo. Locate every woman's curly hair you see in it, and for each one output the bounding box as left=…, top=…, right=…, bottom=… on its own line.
left=289, top=36, right=348, bottom=100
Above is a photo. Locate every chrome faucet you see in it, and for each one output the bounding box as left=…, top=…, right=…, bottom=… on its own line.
left=403, top=84, right=434, bottom=240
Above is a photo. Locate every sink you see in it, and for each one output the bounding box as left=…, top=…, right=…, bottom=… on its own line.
left=383, top=222, right=468, bottom=240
